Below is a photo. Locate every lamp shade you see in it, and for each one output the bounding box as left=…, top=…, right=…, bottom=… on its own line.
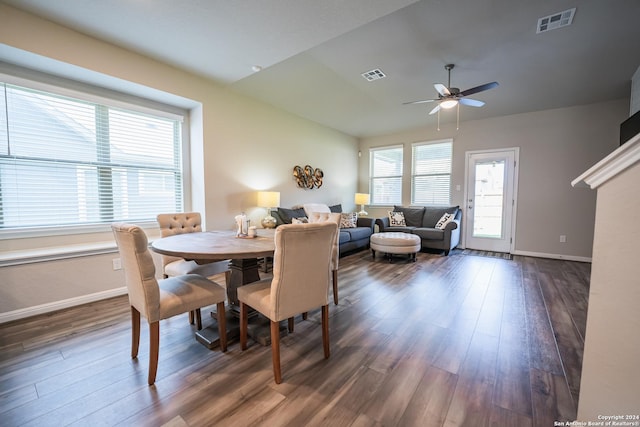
left=257, top=191, right=280, bottom=208
left=354, top=193, right=370, bottom=205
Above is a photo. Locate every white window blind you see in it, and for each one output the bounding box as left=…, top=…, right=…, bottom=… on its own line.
left=411, top=140, right=452, bottom=205
left=0, top=81, right=183, bottom=231
left=370, top=146, right=403, bottom=205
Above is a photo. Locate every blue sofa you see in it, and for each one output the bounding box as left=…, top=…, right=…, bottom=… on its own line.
left=272, top=205, right=374, bottom=256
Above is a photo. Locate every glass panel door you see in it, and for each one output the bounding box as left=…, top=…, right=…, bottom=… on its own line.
left=465, top=149, right=517, bottom=253
left=472, top=160, right=505, bottom=239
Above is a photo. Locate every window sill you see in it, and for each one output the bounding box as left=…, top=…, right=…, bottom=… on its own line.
left=0, top=242, right=120, bottom=267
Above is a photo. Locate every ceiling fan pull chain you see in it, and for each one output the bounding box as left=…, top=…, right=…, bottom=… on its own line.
left=456, top=103, right=460, bottom=130
left=437, top=108, right=441, bottom=131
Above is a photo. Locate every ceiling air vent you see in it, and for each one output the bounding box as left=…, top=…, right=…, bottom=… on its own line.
left=361, top=68, right=386, bottom=82
left=537, top=8, right=576, bottom=34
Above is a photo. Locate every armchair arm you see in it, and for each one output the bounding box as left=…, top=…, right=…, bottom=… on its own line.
left=356, top=217, right=375, bottom=231
left=442, top=213, right=462, bottom=255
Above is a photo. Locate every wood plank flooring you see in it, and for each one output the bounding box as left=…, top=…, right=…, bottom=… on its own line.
left=0, top=250, right=590, bottom=426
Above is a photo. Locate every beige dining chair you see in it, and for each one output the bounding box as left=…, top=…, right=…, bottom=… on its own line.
left=238, top=222, right=337, bottom=384
left=308, top=212, right=341, bottom=305
left=112, top=223, right=228, bottom=386
left=157, top=212, right=230, bottom=328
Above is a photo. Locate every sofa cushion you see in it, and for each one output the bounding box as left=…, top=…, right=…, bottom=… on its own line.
left=277, top=207, right=306, bottom=224
left=393, top=206, right=425, bottom=227
left=342, top=227, right=373, bottom=241
left=338, top=230, right=351, bottom=244
left=422, top=206, right=459, bottom=228
left=412, top=227, right=445, bottom=240
left=384, top=226, right=416, bottom=233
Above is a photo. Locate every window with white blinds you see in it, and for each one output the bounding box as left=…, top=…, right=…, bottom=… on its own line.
left=411, top=140, right=452, bottom=205
left=0, top=80, right=183, bottom=232
left=369, top=145, right=403, bottom=205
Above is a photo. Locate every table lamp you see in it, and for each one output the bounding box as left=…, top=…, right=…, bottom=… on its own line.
left=354, top=193, right=370, bottom=216
left=257, top=191, right=280, bottom=228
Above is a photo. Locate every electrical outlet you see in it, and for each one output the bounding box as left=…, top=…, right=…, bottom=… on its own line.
left=112, top=258, right=122, bottom=270
left=559, top=235, right=566, bottom=243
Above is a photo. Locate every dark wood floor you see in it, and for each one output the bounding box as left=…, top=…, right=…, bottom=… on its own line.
left=0, top=249, right=589, bottom=426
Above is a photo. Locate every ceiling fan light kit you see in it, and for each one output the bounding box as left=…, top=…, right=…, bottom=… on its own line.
left=404, top=63, right=498, bottom=129
left=440, top=99, right=458, bottom=109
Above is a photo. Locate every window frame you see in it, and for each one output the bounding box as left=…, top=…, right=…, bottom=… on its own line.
left=0, top=72, right=190, bottom=240
left=411, top=139, right=453, bottom=206
left=369, top=144, right=404, bottom=206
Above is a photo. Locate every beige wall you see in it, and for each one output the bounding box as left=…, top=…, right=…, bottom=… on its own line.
left=358, top=100, right=626, bottom=259
left=0, top=5, right=358, bottom=317
left=576, top=154, right=640, bottom=419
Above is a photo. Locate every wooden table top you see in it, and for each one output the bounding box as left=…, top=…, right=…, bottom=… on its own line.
left=151, top=229, right=276, bottom=261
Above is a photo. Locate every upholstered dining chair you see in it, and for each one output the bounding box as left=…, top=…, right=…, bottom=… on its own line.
left=112, top=223, right=227, bottom=386
left=238, top=222, right=337, bottom=384
left=157, top=212, right=231, bottom=328
left=308, top=212, right=341, bottom=305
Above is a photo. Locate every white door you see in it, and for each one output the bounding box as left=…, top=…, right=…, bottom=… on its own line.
left=464, top=149, right=518, bottom=253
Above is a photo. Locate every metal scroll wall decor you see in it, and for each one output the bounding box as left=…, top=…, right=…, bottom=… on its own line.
left=293, top=165, right=323, bottom=189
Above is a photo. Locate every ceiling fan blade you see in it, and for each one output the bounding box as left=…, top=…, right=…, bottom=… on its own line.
left=459, top=98, right=485, bottom=107
left=434, top=83, right=450, bottom=97
left=428, top=104, right=441, bottom=115
left=403, top=99, right=437, bottom=105
left=460, top=81, right=498, bottom=97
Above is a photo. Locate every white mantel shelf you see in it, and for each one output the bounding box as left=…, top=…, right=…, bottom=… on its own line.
left=572, top=131, right=640, bottom=189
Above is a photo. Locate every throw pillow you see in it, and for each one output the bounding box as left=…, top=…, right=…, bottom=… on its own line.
left=435, top=212, right=455, bottom=229
left=388, top=211, right=406, bottom=226
left=292, top=217, right=309, bottom=224
left=277, top=207, right=306, bottom=224
left=339, top=212, right=357, bottom=228
left=303, top=203, right=330, bottom=218
left=329, top=204, right=343, bottom=213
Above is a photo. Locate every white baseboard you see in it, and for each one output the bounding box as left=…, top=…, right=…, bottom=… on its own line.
left=0, top=287, right=128, bottom=324
left=512, top=250, right=592, bottom=263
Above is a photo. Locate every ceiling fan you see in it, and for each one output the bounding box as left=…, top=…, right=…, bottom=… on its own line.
left=404, top=64, right=498, bottom=115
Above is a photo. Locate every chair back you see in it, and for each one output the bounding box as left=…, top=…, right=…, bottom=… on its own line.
left=112, top=223, right=161, bottom=322
left=270, top=222, right=337, bottom=320
left=308, top=212, right=341, bottom=269
left=156, top=212, right=203, bottom=267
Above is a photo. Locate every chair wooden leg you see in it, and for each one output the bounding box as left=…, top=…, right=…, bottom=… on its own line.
left=195, top=308, right=202, bottom=330
left=131, top=306, right=140, bottom=359
left=288, top=317, right=294, bottom=333
left=322, top=305, right=330, bottom=359
left=188, top=310, right=195, bottom=325
left=217, top=302, right=227, bottom=352
left=240, top=302, right=248, bottom=351
left=332, top=269, right=338, bottom=305
left=148, top=321, right=160, bottom=385
left=270, top=320, right=282, bottom=384
left=302, top=312, right=308, bottom=320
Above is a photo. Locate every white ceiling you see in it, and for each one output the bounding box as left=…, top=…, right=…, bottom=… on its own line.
left=3, top=0, right=640, bottom=137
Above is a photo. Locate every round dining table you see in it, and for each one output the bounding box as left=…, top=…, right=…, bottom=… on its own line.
left=151, top=229, right=277, bottom=348
left=151, top=229, right=275, bottom=305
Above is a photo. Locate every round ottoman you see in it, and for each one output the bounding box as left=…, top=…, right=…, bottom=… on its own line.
left=370, top=232, right=421, bottom=262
